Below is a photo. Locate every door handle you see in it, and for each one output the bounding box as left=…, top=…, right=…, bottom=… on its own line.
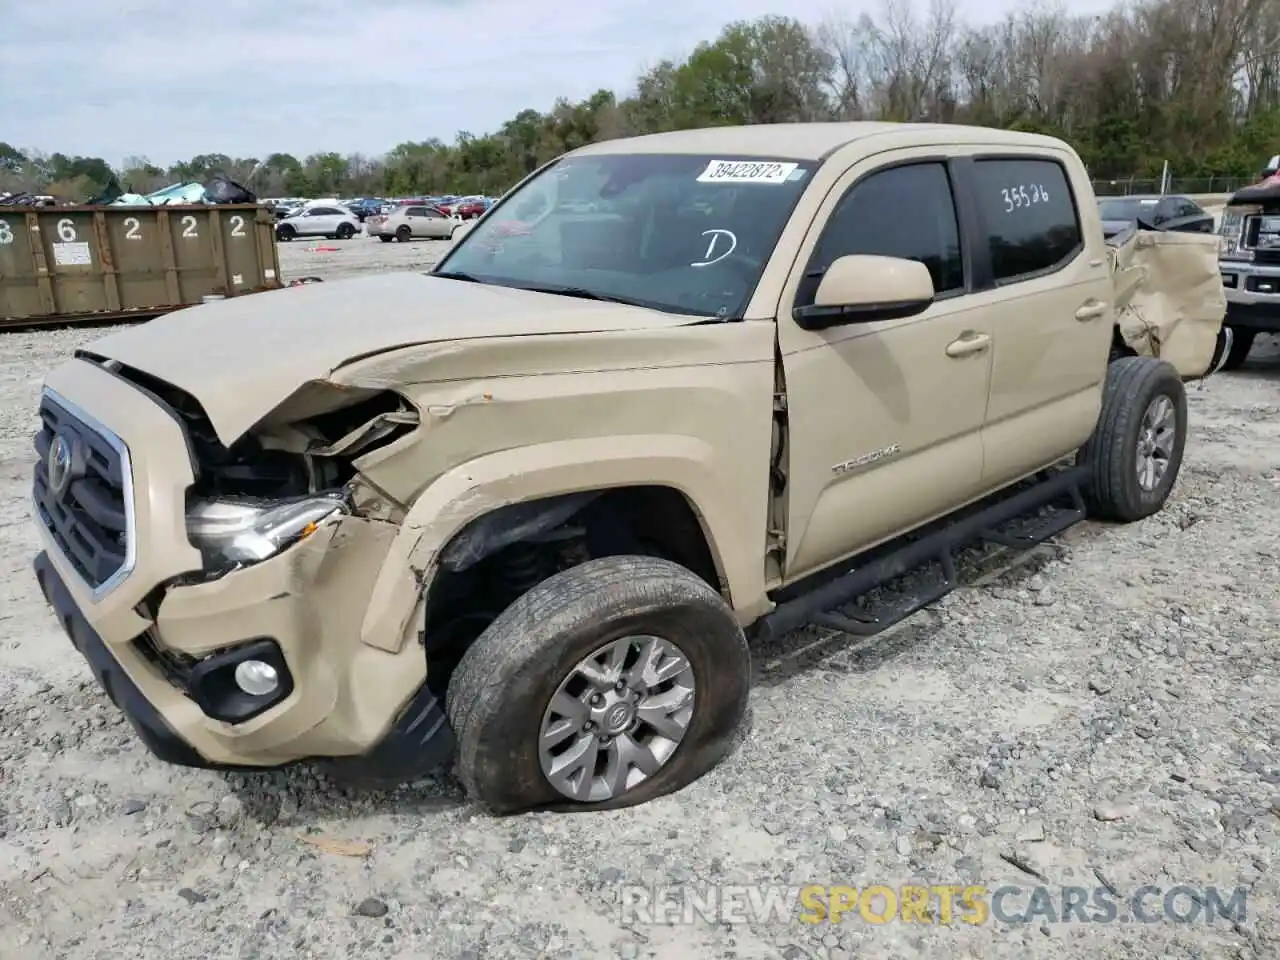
left=945, top=332, right=991, bottom=358
left=1075, top=300, right=1108, bottom=321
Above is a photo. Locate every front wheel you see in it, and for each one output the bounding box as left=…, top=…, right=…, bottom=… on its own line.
left=1079, top=356, right=1187, bottom=522
left=275, top=224, right=295, bottom=241
left=446, top=556, right=750, bottom=815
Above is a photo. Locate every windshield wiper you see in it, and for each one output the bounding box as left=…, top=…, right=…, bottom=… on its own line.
left=512, top=283, right=642, bottom=306
left=433, top=270, right=482, bottom=283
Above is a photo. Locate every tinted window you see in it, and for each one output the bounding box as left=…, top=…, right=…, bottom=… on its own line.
left=973, top=159, right=1081, bottom=282
left=804, top=162, right=964, bottom=299
left=309, top=207, right=341, bottom=216
left=405, top=207, right=426, bottom=216
left=426, top=208, right=444, bottom=218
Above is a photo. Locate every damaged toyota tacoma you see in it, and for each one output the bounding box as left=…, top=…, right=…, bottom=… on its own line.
left=31, top=123, right=1220, bottom=814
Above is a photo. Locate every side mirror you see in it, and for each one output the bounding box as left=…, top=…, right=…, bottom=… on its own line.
left=792, top=254, right=935, bottom=330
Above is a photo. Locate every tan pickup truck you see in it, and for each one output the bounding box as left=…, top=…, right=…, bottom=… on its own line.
left=31, top=123, right=1223, bottom=814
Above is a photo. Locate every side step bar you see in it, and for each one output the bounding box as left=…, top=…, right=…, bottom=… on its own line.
left=753, top=466, right=1089, bottom=645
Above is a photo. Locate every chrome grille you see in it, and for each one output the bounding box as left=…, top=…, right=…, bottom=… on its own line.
left=32, top=389, right=135, bottom=595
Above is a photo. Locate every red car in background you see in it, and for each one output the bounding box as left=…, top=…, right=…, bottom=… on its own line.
left=441, top=197, right=492, bottom=219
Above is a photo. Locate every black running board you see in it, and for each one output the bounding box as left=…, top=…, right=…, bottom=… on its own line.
left=753, top=466, right=1089, bottom=645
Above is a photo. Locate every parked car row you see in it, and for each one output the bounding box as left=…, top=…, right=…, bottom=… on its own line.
left=269, top=194, right=499, bottom=242
left=264, top=194, right=496, bottom=223
left=1096, top=194, right=1215, bottom=238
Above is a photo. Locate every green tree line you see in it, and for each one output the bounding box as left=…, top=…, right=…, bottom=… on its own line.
left=5, top=0, right=1280, bottom=202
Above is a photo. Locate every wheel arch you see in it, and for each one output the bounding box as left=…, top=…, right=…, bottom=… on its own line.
left=357, top=436, right=768, bottom=655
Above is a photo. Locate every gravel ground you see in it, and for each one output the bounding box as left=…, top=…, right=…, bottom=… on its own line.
left=275, top=230, right=458, bottom=282
left=0, top=313, right=1276, bottom=959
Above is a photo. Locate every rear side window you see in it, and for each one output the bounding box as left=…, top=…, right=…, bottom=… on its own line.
left=973, top=158, right=1081, bottom=282
left=405, top=207, right=426, bottom=217
left=804, top=162, right=965, bottom=299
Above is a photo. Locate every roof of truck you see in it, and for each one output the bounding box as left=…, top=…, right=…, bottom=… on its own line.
left=571, top=122, right=1070, bottom=161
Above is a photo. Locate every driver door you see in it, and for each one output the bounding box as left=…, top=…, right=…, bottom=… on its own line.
left=776, top=154, right=992, bottom=581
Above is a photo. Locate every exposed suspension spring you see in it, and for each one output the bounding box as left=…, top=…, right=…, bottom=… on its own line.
left=499, top=542, right=551, bottom=596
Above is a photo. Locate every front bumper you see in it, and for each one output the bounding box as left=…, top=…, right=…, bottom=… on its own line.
left=1219, top=260, right=1280, bottom=331
left=31, top=359, right=455, bottom=779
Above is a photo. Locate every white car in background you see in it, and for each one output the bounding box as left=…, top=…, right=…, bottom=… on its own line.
left=274, top=204, right=361, bottom=241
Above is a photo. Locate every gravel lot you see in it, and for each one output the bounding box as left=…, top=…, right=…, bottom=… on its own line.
left=275, top=231, right=458, bottom=282
left=0, top=298, right=1276, bottom=956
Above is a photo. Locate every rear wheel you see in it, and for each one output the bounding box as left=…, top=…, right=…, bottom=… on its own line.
left=275, top=224, right=295, bottom=241
left=446, top=556, right=750, bottom=814
left=378, top=234, right=393, bottom=243
left=396, top=225, right=412, bottom=243
left=336, top=222, right=356, bottom=240
left=1079, top=356, right=1187, bottom=522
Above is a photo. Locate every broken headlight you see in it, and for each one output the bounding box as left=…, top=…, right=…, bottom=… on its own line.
left=186, top=492, right=349, bottom=571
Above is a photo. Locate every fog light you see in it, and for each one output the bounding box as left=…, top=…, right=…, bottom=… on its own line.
left=234, top=659, right=279, bottom=696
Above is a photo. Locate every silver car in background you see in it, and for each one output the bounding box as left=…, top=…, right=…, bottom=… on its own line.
left=366, top=204, right=461, bottom=242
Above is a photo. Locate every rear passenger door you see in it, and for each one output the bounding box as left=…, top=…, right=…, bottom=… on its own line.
left=957, top=153, right=1113, bottom=488
left=777, top=155, right=993, bottom=581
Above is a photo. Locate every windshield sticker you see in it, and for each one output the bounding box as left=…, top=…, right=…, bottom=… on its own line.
left=697, top=160, right=799, bottom=184
left=690, top=228, right=738, bottom=267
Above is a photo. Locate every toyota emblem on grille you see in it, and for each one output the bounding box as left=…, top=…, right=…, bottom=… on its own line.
left=47, top=431, right=76, bottom=498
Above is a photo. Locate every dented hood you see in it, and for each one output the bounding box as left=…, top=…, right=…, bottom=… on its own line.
left=82, top=272, right=697, bottom=444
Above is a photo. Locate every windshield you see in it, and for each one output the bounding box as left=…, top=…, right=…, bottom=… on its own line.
left=1098, top=198, right=1159, bottom=221
left=435, top=153, right=814, bottom=317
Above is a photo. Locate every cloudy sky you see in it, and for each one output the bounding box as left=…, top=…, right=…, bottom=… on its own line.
left=2, top=0, right=1116, bottom=166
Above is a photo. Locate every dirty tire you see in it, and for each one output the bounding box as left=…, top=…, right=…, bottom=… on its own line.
left=1079, top=355, right=1187, bottom=523
left=378, top=234, right=393, bottom=243
left=1219, top=329, right=1256, bottom=371
left=275, top=224, right=295, bottom=241
left=336, top=222, right=356, bottom=240
left=446, top=555, right=750, bottom=815
left=396, top=225, right=412, bottom=242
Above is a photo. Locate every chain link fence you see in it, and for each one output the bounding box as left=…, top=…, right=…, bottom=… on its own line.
left=1091, top=176, right=1255, bottom=197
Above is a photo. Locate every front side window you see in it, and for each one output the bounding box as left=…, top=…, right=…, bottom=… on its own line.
left=800, top=162, right=964, bottom=304
left=436, top=153, right=815, bottom=317
left=973, top=158, right=1082, bottom=282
